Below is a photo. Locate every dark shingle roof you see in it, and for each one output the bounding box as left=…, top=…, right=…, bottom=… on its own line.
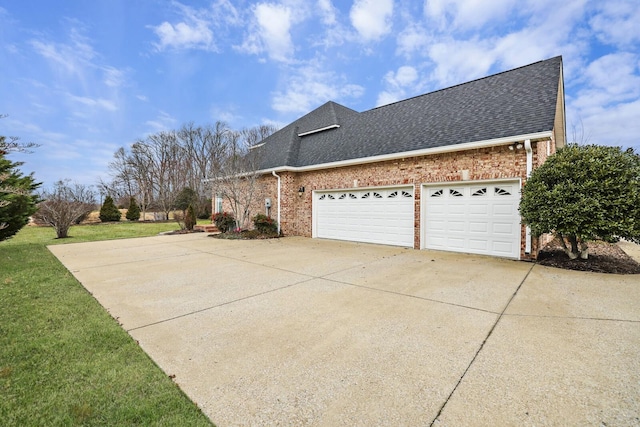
left=258, top=56, right=562, bottom=170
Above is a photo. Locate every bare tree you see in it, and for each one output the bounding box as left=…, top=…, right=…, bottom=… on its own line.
left=101, top=122, right=277, bottom=224
left=209, top=125, right=276, bottom=230
left=34, top=180, right=96, bottom=238
left=178, top=121, right=229, bottom=215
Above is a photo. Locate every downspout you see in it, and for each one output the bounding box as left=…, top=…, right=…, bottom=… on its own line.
left=524, top=139, right=532, bottom=254
left=272, top=171, right=281, bottom=235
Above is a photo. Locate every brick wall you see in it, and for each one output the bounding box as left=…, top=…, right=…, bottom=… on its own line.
left=220, top=140, right=553, bottom=260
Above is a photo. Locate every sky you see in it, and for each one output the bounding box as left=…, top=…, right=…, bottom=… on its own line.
left=1, top=0, right=639, bottom=188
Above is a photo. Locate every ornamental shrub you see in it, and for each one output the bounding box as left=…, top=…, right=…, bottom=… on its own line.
left=185, top=204, right=197, bottom=231
left=99, top=195, right=121, bottom=222
left=126, top=196, right=140, bottom=221
left=212, top=212, right=235, bottom=233
left=520, top=144, right=640, bottom=259
left=253, top=213, right=278, bottom=235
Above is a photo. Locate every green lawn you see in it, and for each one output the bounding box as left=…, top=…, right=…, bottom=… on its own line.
left=0, top=223, right=213, bottom=426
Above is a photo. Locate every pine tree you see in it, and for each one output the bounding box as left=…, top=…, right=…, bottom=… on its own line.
left=0, top=155, right=40, bottom=241
left=99, top=195, right=121, bottom=222
left=184, top=204, right=197, bottom=231
left=125, top=196, right=140, bottom=221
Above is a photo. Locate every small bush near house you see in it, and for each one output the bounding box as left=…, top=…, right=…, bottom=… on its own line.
left=212, top=212, right=235, bottom=233
left=253, top=213, right=278, bottom=235
left=99, top=195, right=121, bottom=222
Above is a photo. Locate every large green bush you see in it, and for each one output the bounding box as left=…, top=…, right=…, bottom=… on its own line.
left=520, top=144, right=640, bottom=259
left=99, top=195, right=121, bottom=222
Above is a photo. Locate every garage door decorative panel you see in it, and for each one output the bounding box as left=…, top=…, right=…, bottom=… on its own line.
left=424, top=181, right=521, bottom=258
left=315, top=187, right=414, bottom=247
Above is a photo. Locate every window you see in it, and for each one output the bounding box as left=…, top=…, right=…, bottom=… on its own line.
left=401, top=191, right=412, bottom=198
left=495, top=187, right=511, bottom=196
left=373, top=192, right=382, bottom=199
left=338, top=193, right=347, bottom=199
left=430, top=189, right=443, bottom=197
left=319, top=194, right=326, bottom=200
left=349, top=193, right=357, bottom=199
left=449, top=189, right=463, bottom=197
left=388, top=191, right=398, bottom=198
left=472, top=188, right=487, bottom=196
left=215, top=196, right=223, bottom=213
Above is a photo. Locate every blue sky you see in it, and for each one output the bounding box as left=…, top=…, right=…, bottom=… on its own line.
left=1, top=0, right=639, bottom=187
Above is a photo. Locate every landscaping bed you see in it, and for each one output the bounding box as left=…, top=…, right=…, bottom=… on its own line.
left=537, top=238, right=640, bottom=274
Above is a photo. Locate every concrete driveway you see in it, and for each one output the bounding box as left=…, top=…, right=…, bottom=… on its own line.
left=49, top=234, right=640, bottom=426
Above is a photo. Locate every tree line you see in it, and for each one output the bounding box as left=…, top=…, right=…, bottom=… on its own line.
left=99, top=121, right=277, bottom=221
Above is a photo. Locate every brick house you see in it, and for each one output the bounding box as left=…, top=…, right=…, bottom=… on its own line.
left=215, top=56, right=566, bottom=260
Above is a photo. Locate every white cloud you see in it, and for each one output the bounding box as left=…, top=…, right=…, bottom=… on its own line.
left=317, top=0, right=337, bottom=25
left=68, top=94, right=117, bottom=112
left=151, top=3, right=216, bottom=51
left=350, top=0, right=394, bottom=42
left=376, top=65, right=420, bottom=106
left=424, top=0, right=517, bottom=29
left=428, top=39, right=495, bottom=87
left=30, top=28, right=95, bottom=77
left=589, top=0, right=640, bottom=47
left=239, top=3, right=295, bottom=62
left=145, top=111, right=178, bottom=133
left=102, top=66, right=125, bottom=88
left=570, top=53, right=640, bottom=114
left=272, top=64, right=364, bottom=114
left=396, top=24, right=430, bottom=58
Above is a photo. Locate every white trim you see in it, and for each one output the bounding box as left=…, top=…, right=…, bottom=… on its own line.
left=259, top=131, right=553, bottom=174
left=248, top=142, right=265, bottom=150
left=524, top=139, right=533, bottom=254
left=271, top=171, right=281, bottom=235
left=297, top=124, right=340, bottom=137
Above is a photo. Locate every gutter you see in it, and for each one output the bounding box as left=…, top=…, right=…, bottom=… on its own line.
left=272, top=171, right=281, bottom=235
left=524, top=139, right=532, bottom=254
left=257, top=131, right=553, bottom=175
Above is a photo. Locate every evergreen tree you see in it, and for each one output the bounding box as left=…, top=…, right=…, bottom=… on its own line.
left=126, top=196, right=140, bottom=221
left=0, top=154, right=40, bottom=241
left=185, top=204, right=197, bottom=231
left=99, top=195, right=121, bottom=222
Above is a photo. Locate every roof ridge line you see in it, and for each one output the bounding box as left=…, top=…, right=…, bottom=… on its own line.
left=365, top=55, right=562, bottom=113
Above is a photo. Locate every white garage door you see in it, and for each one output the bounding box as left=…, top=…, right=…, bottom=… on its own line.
left=424, top=181, right=521, bottom=258
left=314, top=187, right=414, bottom=247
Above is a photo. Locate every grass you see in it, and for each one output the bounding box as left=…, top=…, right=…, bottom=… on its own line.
left=0, top=223, right=213, bottom=426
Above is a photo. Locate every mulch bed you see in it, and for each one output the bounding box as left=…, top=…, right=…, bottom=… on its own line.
left=209, top=230, right=279, bottom=240
left=537, top=239, right=640, bottom=274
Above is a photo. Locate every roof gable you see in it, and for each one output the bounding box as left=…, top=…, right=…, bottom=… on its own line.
left=257, top=56, right=563, bottom=170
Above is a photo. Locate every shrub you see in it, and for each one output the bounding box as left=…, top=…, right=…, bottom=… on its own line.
left=520, top=144, right=640, bottom=259
left=126, top=197, right=140, bottom=221
left=253, top=213, right=278, bottom=235
left=212, top=212, right=235, bottom=233
left=185, top=204, right=197, bottom=231
left=99, top=195, right=121, bottom=222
